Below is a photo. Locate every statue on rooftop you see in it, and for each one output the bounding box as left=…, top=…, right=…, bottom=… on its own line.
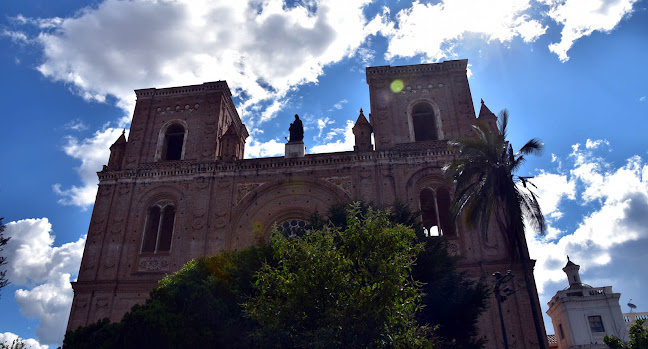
left=289, top=114, right=303, bottom=142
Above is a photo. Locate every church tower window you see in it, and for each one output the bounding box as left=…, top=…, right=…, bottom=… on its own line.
left=163, top=124, right=185, bottom=161
left=419, top=187, right=455, bottom=237
left=141, top=202, right=176, bottom=253
left=420, top=188, right=439, bottom=236
left=411, top=102, right=438, bottom=141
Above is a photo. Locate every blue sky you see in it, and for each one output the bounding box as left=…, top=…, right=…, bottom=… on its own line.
left=0, top=0, right=647, bottom=347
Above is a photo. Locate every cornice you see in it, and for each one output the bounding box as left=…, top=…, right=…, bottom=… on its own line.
left=366, top=59, right=468, bottom=82
left=135, top=81, right=230, bottom=99
left=97, top=141, right=456, bottom=183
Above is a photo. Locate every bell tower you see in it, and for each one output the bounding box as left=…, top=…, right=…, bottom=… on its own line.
left=365, top=60, right=477, bottom=150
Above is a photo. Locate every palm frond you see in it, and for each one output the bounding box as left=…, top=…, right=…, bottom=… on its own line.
left=517, top=138, right=544, bottom=156
left=444, top=109, right=545, bottom=248
left=497, top=109, right=509, bottom=139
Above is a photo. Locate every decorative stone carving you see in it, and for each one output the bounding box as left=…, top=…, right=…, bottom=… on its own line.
left=359, top=170, right=372, bottom=179
left=200, top=149, right=212, bottom=158
left=104, top=255, right=117, bottom=269
left=110, top=218, right=124, bottom=234
left=325, top=176, right=352, bottom=196
left=204, top=125, right=216, bottom=134
left=158, top=104, right=198, bottom=115
left=118, top=184, right=131, bottom=195
left=90, top=218, right=105, bottom=236
left=237, top=183, right=262, bottom=204
left=95, top=298, right=109, bottom=308
left=217, top=180, right=230, bottom=188
left=129, top=127, right=143, bottom=141
left=447, top=240, right=461, bottom=256
left=138, top=256, right=170, bottom=272
left=213, top=217, right=227, bottom=228
left=196, top=180, right=209, bottom=189
left=98, top=186, right=113, bottom=196
left=192, top=218, right=205, bottom=229
left=74, top=297, right=88, bottom=310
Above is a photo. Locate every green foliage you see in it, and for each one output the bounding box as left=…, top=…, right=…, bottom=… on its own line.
left=245, top=204, right=433, bottom=348
left=64, top=244, right=272, bottom=349
left=413, top=238, right=488, bottom=349
left=0, top=217, right=10, bottom=298
left=605, top=335, right=626, bottom=349
left=605, top=319, right=648, bottom=349
left=66, top=202, right=488, bottom=348
left=63, top=318, right=121, bottom=349
left=0, top=338, right=26, bottom=349
left=311, top=200, right=489, bottom=348
left=386, top=200, right=488, bottom=348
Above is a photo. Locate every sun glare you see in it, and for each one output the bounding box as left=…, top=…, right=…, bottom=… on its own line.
left=390, top=79, right=404, bottom=93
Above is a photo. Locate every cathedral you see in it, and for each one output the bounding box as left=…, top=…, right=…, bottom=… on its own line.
left=67, top=59, right=548, bottom=348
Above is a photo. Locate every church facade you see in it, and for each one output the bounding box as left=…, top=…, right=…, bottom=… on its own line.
left=67, top=59, right=548, bottom=348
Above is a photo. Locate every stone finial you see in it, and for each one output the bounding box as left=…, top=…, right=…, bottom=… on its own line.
left=353, top=108, right=373, bottom=152
left=477, top=99, right=498, bottom=132
left=107, top=131, right=127, bottom=170
left=478, top=100, right=496, bottom=118
left=354, top=108, right=370, bottom=126
left=562, top=256, right=582, bottom=288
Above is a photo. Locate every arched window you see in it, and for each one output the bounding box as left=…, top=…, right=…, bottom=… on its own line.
left=436, top=187, right=455, bottom=236
left=162, top=124, right=185, bottom=161
left=141, top=202, right=176, bottom=253
left=419, top=187, right=455, bottom=237
left=411, top=102, right=438, bottom=141
left=420, top=188, right=439, bottom=236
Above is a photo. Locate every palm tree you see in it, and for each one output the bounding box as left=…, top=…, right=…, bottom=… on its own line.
left=444, top=109, right=547, bottom=349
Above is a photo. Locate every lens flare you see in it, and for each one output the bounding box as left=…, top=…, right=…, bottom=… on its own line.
left=390, top=79, right=404, bottom=93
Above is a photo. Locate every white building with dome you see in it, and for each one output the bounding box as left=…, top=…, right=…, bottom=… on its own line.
left=546, top=258, right=628, bottom=349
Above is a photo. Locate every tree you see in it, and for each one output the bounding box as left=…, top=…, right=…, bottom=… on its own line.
left=444, top=110, right=547, bottom=348
left=312, top=200, right=489, bottom=348
left=0, top=218, right=10, bottom=299
left=64, top=244, right=272, bottom=348
left=0, top=338, right=26, bottom=349
left=65, top=203, right=488, bottom=348
left=244, top=204, right=433, bottom=348
left=605, top=319, right=648, bottom=349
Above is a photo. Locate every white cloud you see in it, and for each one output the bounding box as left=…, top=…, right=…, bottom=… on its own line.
left=18, top=0, right=377, bottom=126
left=64, top=118, right=89, bottom=131
left=244, top=137, right=285, bottom=159
left=317, top=117, right=334, bottom=138
left=53, top=127, right=124, bottom=208
left=640, top=96, right=646, bottom=102
left=4, top=218, right=85, bottom=286
left=310, top=120, right=355, bottom=153
left=585, top=138, right=609, bottom=149
left=2, top=30, right=29, bottom=44
left=4, top=218, right=86, bottom=346
left=15, top=274, right=74, bottom=345
left=527, top=142, right=648, bottom=295
left=384, top=0, right=547, bottom=61
left=12, top=14, right=63, bottom=29
left=532, top=171, right=576, bottom=220
left=332, top=99, right=348, bottom=110
left=0, top=333, right=47, bottom=349
left=542, top=0, right=639, bottom=62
